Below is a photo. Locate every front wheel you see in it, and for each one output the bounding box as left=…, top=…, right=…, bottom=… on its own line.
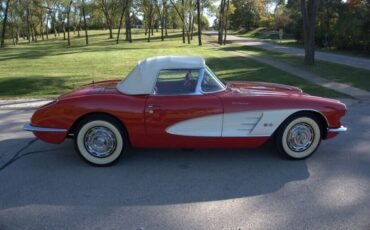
left=275, top=115, right=322, bottom=159
left=74, top=115, right=128, bottom=165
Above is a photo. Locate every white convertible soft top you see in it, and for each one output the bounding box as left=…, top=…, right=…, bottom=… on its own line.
left=116, top=56, right=206, bottom=95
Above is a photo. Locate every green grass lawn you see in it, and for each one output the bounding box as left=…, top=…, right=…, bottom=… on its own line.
left=222, top=43, right=370, bottom=92
left=234, top=27, right=370, bottom=59
left=0, top=29, right=346, bottom=98
left=233, top=27, right=297, bottom=45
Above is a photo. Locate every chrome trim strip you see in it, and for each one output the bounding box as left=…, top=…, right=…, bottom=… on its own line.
left=24, top=123, right=67, bottom=133
left=327, top=125, right=347, bottom=132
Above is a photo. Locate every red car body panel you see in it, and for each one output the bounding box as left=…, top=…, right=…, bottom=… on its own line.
left=29, top=80, right=346, bottom=147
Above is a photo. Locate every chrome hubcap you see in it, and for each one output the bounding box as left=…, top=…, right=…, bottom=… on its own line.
left=287, top=123, right=314, bottom=152
left=84, top=126, right=117, bottom=158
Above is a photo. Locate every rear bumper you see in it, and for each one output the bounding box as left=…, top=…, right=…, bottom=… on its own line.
left=24, top=123, right=67, bottom=144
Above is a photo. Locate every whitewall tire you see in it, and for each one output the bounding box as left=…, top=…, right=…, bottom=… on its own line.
left=276, top=115, right=322, bottom=159
left=74, top=115, right=127, bottom=165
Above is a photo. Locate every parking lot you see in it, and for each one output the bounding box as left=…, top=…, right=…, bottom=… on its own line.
left=1, top=101, right=370, bottom=230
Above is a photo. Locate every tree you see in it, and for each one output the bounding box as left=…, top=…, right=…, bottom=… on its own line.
left=223, top=0, right=230, bottom=44
left=100, top=0, right=117, bottom=39
left=1, top=0, right=11, bottom=48
left=229, top=0, right=267, bottom=31
left=116, top=0, right=127, bottom=43
left=301, top=0, right=318, bottom=65
left=125, top=0, right=132, bottom=42
left=81, top=0, right=89, bottom=44
left=154, top=0, right=165, bottom=41
left=142, top=0, right=155, bottom=42
left=218, top=0, right=225, bottom=44
left=196, top=0, right=201, bottom=45
left=67, top=0, right=73, bottom=46
left=169, top=0, right=191, bottom=43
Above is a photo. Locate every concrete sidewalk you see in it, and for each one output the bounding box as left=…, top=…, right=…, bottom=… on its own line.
left=205, top=31, right=370, bottom=71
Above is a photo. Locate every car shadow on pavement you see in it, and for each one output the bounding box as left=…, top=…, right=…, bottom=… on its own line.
left=0, top=137, right=309, bottom=208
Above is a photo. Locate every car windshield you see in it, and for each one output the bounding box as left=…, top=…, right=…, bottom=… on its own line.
left=202, top=66, right=226, bottom=93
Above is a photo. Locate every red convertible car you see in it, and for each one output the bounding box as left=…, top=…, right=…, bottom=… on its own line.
left=24, top=56, right=347, bottom=165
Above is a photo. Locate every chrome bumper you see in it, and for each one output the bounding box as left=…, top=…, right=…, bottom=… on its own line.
left=24, top=123, right=67, bottom=133
left=327, top=125, right=348, bottom=132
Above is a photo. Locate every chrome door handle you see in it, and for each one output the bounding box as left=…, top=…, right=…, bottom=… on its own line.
left=232, top=102, right=249, bottom=105
left=147, top=104, right=160, bottom=114
left=147, top=104, right=160, bottom=109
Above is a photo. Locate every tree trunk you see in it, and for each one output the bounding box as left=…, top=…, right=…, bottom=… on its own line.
left=108, top=23, right=113, bottom=39
left=11, top=23, right=16, bottom=46
left=187, top=13, right=191, bottom=44
left=301, top=0, right=318, bottom=65
left=125, top=2, right=132, bottom=42
left=63, top=22, right=66, bottom=40
left=46, top=15, right=49, bottom=40
left=117, top=2, right=127, bottom=44
left=191, top=15, right=195, bottom=40
left=218, top=0, right=225, bottom=45
left=188, top=13, right=192, bottom=42
left=27, top=7, right=31, bottom=43
left=41, top=15, right=44, bottom=41
left=82, top=0, right=89, bottom=45
left=182, top=0, right=185, bottom=43
left=32, top=27, right=37, bottom=42
left=160, top=3, right=164, bottom=41
left=148, top=9, right=152, bottom=42
left=16, top=26, right=19, bottom=44
left=197, top=0, right=202, bottom=45
left=52, top=13, right=57, bottom=37
left=164, top=5, right=168, bottom=37
left=77, top=16, right=81, bottom=38
left=67, top=0, right=73, bottom=46
left=148, top=24, right=151, bottom=42
left=223, top=0, right=229, bottom=45
left=0, top=0, right=11, bottom=48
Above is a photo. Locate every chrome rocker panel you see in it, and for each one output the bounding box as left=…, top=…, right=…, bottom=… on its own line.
left=23, top=123, right=67, bottom=133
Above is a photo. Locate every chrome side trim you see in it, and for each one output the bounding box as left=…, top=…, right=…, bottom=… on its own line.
left=24, top=123, right=67, bottom=133
left=327, top=125, right=348, bottom=132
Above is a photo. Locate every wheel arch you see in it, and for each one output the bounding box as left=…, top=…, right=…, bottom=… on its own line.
left=68, top=112, right=131, bottom=145
left=275, top=110, right=329, bottom=139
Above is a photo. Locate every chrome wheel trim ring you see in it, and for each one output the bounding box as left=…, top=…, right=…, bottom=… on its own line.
left=84, top=126, right=117, bottom=158
left=287, top=122, right=314, bottom=152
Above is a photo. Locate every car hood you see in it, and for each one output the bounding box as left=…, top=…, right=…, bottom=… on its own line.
left=58, top=80, right=121, bottom=100
left=225, top=81, right=344, bottom=107
left=226, top=81, right=304, bottom=96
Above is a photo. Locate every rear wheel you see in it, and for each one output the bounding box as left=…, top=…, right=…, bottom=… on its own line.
left=275, top=114, right=322, bottom=159
left=74, top=115, right=128, bottom=165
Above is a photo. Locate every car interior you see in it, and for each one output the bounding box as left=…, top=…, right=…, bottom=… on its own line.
left=153, top=69, right=198, bottom=95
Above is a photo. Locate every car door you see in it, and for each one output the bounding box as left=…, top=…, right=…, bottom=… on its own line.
left=144, top=68, right=223, bottom=148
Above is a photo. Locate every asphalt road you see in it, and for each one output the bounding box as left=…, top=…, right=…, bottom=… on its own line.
left=1, top=101, right=370, bottom=230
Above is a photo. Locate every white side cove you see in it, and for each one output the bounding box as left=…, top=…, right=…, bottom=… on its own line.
left=166, top=109, right=304, bottom=137
left=166, top=114, right=223, bottom=137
